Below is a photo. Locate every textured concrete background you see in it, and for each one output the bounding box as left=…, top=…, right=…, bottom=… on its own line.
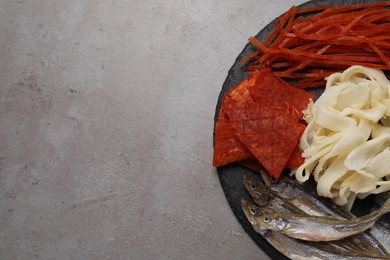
left=0, top=0, right=306, bottom=259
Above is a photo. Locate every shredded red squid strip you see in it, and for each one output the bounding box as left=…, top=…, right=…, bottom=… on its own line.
left=243, top=2, right=390, bottom=88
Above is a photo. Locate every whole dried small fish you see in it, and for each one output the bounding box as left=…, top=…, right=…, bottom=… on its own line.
left=260, top=173, right=389, bottom=254
left=262, top=230, right=389, bottom=260
left=248, top=198, right=390, bottom=242
left=243, top=175, right=310, bottom=214
left=243, top=175, right=388, bottom=255
left=260, top=172, right=351, bottom=218
left=242, top=200, right=390, bottom=260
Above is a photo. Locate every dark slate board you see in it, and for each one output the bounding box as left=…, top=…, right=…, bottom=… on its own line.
left=214, top=0, right=384, bottom=259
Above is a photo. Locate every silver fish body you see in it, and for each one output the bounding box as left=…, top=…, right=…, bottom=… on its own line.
left=263, top=230, right=390, bottom=260
left=243, top=175, right=301, bottom=214
left=260, top=173, right=389, bottom=254
left=261, top=172, right=352, bottom=218
left=243, top=175, right=390, bottom=256
left=372, top=191, right=390, bottom=252
left=242, top=200, right=390, bottom=260
left=257, top=199, right=390, bottom=241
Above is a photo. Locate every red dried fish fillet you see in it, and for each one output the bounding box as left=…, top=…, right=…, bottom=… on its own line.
left=213, top=74, right=257, bottom=167
left=286, top=146, right=305, bottom=168
left=224, top=99, right=305, bottom=179
left=213, top=110, right=254, bottom=167
left=248, top=69, right=315, bottom=118
left=213, top=69, right=313, bottom=178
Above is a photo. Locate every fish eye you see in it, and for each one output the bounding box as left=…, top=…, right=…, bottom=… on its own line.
left=263, top=216, right=270, bottom=223
left=250, top=207, right=256, bottom=215
left=270, top=177, right=277, bottom=183
left=250, top=183, right=256, bottom=189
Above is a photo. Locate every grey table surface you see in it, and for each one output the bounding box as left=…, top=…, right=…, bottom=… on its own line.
left=0, top=0, right=307, bottom=259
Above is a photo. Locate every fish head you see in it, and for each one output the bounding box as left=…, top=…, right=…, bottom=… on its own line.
left=261, top=171, right=288, bottom=193
left=243, top=175, right=270, bottom=206
left=255, top=212, right=286, bottom=231
left=241, top=199, right=267, bottom=232
left=242, top=199, right=286, bottom=232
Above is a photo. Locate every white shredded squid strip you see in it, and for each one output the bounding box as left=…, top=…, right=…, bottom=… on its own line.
left=295, top=65, right=390, bottom=208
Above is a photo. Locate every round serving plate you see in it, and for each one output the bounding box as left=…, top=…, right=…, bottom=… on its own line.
left=214, top=0, right=385, bottom=259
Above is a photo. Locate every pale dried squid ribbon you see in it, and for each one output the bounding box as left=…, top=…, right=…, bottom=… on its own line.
left=344, top=134, right=390, bottom=179
left=340, top=105, right=385, bottom=123
left=371, top=122, right=390, bottom=138
left=302, top=133, right=341, bottom=159
left=340, top=65, right=390, bottom=88
left=316, top=155, right=349, bottom=198
left=315, top=105, right=354, bottom=132
left=296, top=65, right=390, bottom=207
left=335, top=82, right=370, bottom=111
left=295, top=145, right=332, bottom=183
left=313, top=123, right=367, bottom=181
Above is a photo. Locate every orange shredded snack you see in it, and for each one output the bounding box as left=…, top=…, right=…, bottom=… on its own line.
left=243, top=2, right=390, bottom=88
